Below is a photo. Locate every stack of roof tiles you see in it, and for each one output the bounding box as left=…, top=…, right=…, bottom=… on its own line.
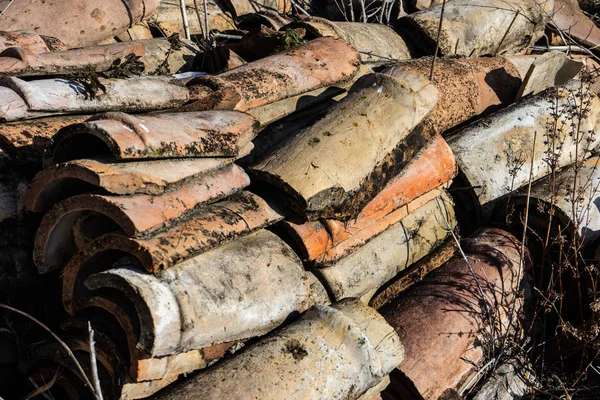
left=1, top=0, right=600, bottom=399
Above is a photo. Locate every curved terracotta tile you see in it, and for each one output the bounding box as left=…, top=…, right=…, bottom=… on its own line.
left=551, top=0, right=600, bottom=49
left=286, top=18, right=412, bottom=63
left=399, top=0, right=549, bottom=57
left=283, top=135, right=456, bottom=262
left=316, top=191, right=456, bottom=300
left=502, top=157, right=600, bottom=245
left=0, top=76, right=189, bottom=122
left=33, top=164, right=249, bottom=273
left=384, top=57, right=522, bottom=134
left=447, top=81, right=600, bottom=219
left=152, top=299, right=402, bottom=400
left=50, top=111, right=258, bottom=163
left=80, top=230, right=313, bottom=357
left=185, top=37, right=360, bottom=112
left=61, top=191, right=284, bottom=314
left=0, top=0, right=162, bottom=48
left=380, top=228, right=527, bottom=399
left=0, top=30, right=49, bottom=53
left=0, top=41, right=145, bottom=76
left=25, top=157, right=236, bottom=212
left=251, top=71, right=438, bottom=221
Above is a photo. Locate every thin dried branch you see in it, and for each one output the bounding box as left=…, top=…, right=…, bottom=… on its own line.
left=430, top=0, right=447, bottom=82
left=88, top=321, right=104, bottom=400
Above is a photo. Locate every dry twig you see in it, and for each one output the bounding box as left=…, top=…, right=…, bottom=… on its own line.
left=88, top=321, right=104, bottom=400
left=430, top=0, right=447, bottom=82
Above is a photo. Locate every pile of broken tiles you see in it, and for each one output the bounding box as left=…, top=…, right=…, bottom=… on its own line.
left=0, top=0, right=600, bottom=399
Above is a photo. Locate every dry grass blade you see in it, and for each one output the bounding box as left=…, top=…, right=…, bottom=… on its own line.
left=459, top=357, right=497, bottom=395
left=203, top=0, right=211, bottom=45
left=24, top=368, right=60, bottom=400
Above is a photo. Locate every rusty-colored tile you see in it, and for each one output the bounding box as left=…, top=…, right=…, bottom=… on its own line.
left=50, top=111, right=258, bottom=163
left=551, top=0, right=600, bottom=49
left=0, top=37, right=201, bottom=77
left=33, top=164, right=250, bottom=273
left=61, top=191, right=284, bottom=314
left=315, top=191, right=456, bottom=301
left=0, top=30, right=49, bottom=53
left=0, top=41, right=145, bottom=76
left=251, top=71, right=438, bottom=221
left=0, top=0, right=162, bottom=48
left=383, top=57, right=523, bottom=134
left=0, top=115, right=89, bottom=165
left=379, top=228, right=527, bottom=399
left=184, top=37, right=360, bottom=112
left=284, top=135, right=456, bottom=261
left=26, top=157, right=237, bottom=212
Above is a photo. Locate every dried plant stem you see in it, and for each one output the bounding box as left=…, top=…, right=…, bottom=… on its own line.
left=88, top=321, right=104, bottom=400
left=359, top=51, right=399, bottom=61
left=530, top=45, right=589, bottom=53
left=359, top=0, right=367, bottom=22
left=460, top=357, right=496, bottom=395
left=519, top=131, right=536, bottom=276
left=193, top=0, right=206, bottom=39
left=290, top=0, right=312, bottom=18
left=497, top=131, right=537, bottom=366
left=179, top=0, right=192, bottom=40
left=378, top=0, right=388, bottom=23
left=0, top=303, right=100, bottom=400
left=25, top=372, right=59, bottom=400
left=435, top=197, right=497, bottom=354
left=429, top=0, right=446, bottom=82
left=0, top=0, right=15, bottom=17
left=203, top=0, right=211, bottom=44
left=494, top=9, right=520, bottom=56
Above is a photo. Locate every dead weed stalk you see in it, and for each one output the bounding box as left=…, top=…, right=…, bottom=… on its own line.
left=465, top=69, right=600, bottom=399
